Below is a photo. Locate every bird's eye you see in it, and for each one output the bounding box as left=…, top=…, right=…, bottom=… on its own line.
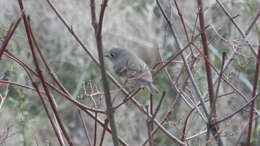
left=111, top=52, right=116, bottom=58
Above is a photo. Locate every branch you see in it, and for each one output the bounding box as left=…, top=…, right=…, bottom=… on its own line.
left=90, top=0, right=119, bottom=145
left=156, top=0, right=209, bottom=121
left=245, top=9, right=260, bottom=35
left=4, top=51, right=105, bottom=114
left=197, top=0, right=223, bottom=145
left=45, top=0, right=189, bottom=144
left=215, top=0, right=257, bottom=57
left=246, top=32, right=260, bottom=146
left=17, top=0, right=73, bottom=144
left=0, top=17, right=21, bottom=58
left=212, top=91, right=260, bottom=126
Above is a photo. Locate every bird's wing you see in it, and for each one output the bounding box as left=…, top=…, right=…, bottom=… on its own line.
left=127, top=58, right=153, bottom=82
left=113, top=58, right=138, bottom=76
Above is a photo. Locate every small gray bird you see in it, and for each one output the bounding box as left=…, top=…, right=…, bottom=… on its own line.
left=104, top=48, right=159, bottom=95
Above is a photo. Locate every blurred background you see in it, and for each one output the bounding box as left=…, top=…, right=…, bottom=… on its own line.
left=0, top=0, right=260, bottom=145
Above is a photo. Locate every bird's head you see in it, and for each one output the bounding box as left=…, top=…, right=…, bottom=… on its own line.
left=104, top=48, right=128, bottom=63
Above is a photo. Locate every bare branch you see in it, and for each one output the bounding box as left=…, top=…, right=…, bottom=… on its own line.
left=246, top=32, right=260, bottom=145
left=156, top=0, right=209, bottom=121
left=0, top=17, right=21, bottom=58
left=245, top=9, right=260, bottom=35
left=215, top=0, right=257, bottom=57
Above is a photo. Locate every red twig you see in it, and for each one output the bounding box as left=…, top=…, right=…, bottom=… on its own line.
left=0, top=17, right=21, bottom=58
left=3, top=54, right=64, bottom=145
left=197, top=2, right=222, bottom=144
left=17, top=0, right=73, bottom=145
left=143, top=60, right=197, bottom=146
left=212, top=91, right=260, bottom=126
left=182, top=108, right=196, bottom=140
left=78, top=110, right=92, bottom=146
left=149, top=94, right=154, bottom=146
left=156, top=0, right=209, bottom=121
left=191, top=42, right=260, bottom=117
left=246, top=33, right=260, bottom=146
left=235, top=122, right=249, bottom=146
left=173, top=0, right=194, bottom=56
left=93, top=112, right=97, bottom=146
left=99, top=119, right=109, bottom=146
left=0, top=79, right=42, bottom=94
left=45, top=0, right=190, bottom=144
left=4, top=51, right=105, bottom=114
left=197, top=0, right=215, bottom=113
left=29, top=18, right=70, bottom=96
left=84, top=110, right=128, bottom=145
left=215, top=0, right=257, bottom=57
left=245, top=9, right=260, bottom=36
left=89, top=0, right=119, bottom=145
left=26, top=70, right=65, bottom=146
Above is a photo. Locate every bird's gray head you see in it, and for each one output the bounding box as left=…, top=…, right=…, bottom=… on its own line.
left=104, top=48, right=128, bottom=63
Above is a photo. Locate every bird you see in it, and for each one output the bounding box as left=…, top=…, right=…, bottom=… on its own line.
left=104, top=48, right=159, bottom=95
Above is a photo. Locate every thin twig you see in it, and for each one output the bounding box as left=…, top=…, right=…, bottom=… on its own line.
left=146, top=91, right=166, bottom=146
left=235, top=121, right=249, bottom=146
left=84, top=109, right=128, bottom=145
left=4, top=51, right=105, bottom=114
left=215, top=0, right=257, bottom=57
left=182, top=108, right=196, bottom=140
left=146, top=105, right=152, bottom=146
left=93, top=112, right=97, bottom=146
left=90, top=0, right=119, bottom=145
left=0, top=94, right=5, bottom=110
left=0, top=79, right=44, bottom=94
left=191, top=41, right=260, bottom=118
left=245, top=9, right=260, bottom=36
left=156, top=0, right=209, bottom=121
left=196, top=1, right=222, bottom=144
left=212, top=91, right=260, bottom=126
left=184, top=130, right=207, bottom=141
left=151, top=91, right=166, bottom=121
left=173, top=0, right=194, bottom=56
left=149, top=94, right=154, bottom=146
left=78, top=110, right=92, bottom=146
left=143, top=55, right=198, bottom=146
left=30, top=16, right=71, bottom=96
left=100, top=119, right=109, bottom=146
left=0, top=17, right=21, bottom=58
left=24, top=65, right=64, bottom=146
left=45, top=0, right=187, bottom=144
left=246, top=32, right=260, bottom=146
left=211, top=52, right=226, bottom=118
left=18, top=0, right=73, bottom=144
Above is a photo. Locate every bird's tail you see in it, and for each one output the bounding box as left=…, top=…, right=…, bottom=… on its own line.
left=146, top=83, right=159, bottom=95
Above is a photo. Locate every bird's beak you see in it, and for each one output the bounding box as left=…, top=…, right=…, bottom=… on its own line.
left=104, top=52, right=109, bottom=58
